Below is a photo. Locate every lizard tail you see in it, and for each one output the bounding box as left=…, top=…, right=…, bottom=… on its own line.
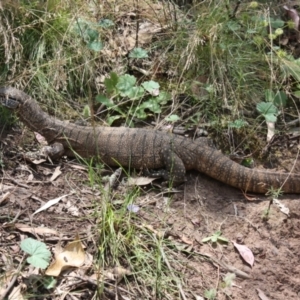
left=195, top=147, right=300, bottom=194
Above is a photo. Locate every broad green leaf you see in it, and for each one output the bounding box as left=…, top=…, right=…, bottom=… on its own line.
left=21, top=238, right=51, bottom=269
left=142, top=81, right=160, bottom=94
left=165, top=115, right=180, bottom=122
left=256, top=102, right=278, bottom=115
left=73, top=19, right=103, bottom=51
left=265, top=89, right=287, bottom=107
left=96, top=95, right=114, bottom=107
left=217, top=236, right=229, bottom=243
left=42, top=276, right=57, bottom=289
left=270, top=18, right=285, bottom=29
left=155, top=91, right=172, bottom=104
left=125, top=86, right=145, bottom=99
left=88, top=40, right=103, bottom=52
left=104, top=72, right=119, bottom=93
left=228, top=119, right=247, bottom=128
left=142, top=99, right=161, bottom=113
left=292, top=90, right=300, bottom=98
left=134, top=99, right=161, bottom=119
left=201, top=236, right=213, bottom=243
left=86, top=28, right=98, bottom=42
left=73, top=19, right=89, bottom=35
left=96, top=95, right=123, bottom=115
left=273, top=91, right=287, bottom=107
left=211, top=235, right=218, bottom=242
left=264, top=113, right=277, bottom=122
left=116, top=74, right=136, bottom=93
left=129, top=47, right=148, bottom=59
left=107, top=115, right=122, bottom=125
left=27, top=256, right=49, bottom=269
left=265, top=89, right=275, bottom=102
left=135, top=107, right=148, bottom=119
left=98, top=19, right=114, bottom=28
left=257, top=102, right=278, bottom=123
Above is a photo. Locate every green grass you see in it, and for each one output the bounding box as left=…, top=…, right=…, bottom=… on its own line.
left=91, top=179, right=183, bottom=299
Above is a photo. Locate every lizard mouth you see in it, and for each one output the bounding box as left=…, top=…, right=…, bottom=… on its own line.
left=0, top=93, right=20, bottom=109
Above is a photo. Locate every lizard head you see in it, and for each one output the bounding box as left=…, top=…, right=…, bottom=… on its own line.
left=0, top=87, right=28, bottom=109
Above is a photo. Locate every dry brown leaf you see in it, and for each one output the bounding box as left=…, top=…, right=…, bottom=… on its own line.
left=104, top=266, right=131, bottom=282
left=273, top=198, right=290, bottom=215
left=31, top=158, right=47, bottom=165
left=180, top=235, right=194, bottom=245
left=32, top=192, right=72, bottom=216
left=127, top=176, right=157, bottom=186
left=27, top=174, right=34, bottom=181
left=232, top=241, right=254, bottom=267
left=0, top=191, right=11, bottom=205
left=112, top=266, right=131, bottom=281
left=190, top=218, right=201, bottom=225
left=50, top=166, right=62, bottom=181
left=65, top=200, right=80, bottom=216
left=143, top=224, right=163, bottom=238
left=45, top=234, right=85, bottom=276
left=68, top=163, right=88, bottom=171
left=15, top=223, right=59, bottom=235
left=34, top=132, right=48, bottom=146
left=256, top=288, right=270, bottom=300
left=0, top=183, right=14, bottom=192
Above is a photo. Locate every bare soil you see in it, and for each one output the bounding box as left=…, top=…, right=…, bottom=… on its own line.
left=1, top=127, right=300, bottom=300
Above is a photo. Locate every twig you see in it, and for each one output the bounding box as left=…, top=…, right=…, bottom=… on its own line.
left=3, top=177, right=30, bottom=189
left=71, top=275, right=135, bottom=297
left=0, top=256, right=24, bottom=300
left=194, top=251, right=251, bottom=279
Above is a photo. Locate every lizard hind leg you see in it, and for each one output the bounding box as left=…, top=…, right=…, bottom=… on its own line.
left=161, top=148, right=187, bottom=184
left=143, top=148, right=186, bottom=185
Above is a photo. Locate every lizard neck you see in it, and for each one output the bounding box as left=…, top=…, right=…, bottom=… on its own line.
left=17, top=96, right=67, bottom=142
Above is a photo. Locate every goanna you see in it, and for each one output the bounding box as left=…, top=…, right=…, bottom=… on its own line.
left=1, top=86, right=300, bottom=193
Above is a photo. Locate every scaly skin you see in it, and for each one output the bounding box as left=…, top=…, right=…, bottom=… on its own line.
left=1, top=86, right=300, bottom=193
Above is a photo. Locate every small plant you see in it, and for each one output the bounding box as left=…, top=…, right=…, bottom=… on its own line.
left=266, top=186, right=283, bottom=198
left=256, top=101, right=278, bottom=123
left=228, top=119, right=247, bottom=129
left=263, top=187, right=284, bottom=219
left=204, top=288, right=217, bottom=300
left=21, top=238, right=51, bottom=269
left=220, top=273, right=236, bottom=297
left=202, top=231, right=229, bottom=245
left=256, top=89, right=287, bottom=123
left=97, top=72, right=172, bottom=125
left=74, top=18, right=104, bottom=52
left=20, top=238, right=57, bottom=289
left=129, top=47, right=149, bottom=59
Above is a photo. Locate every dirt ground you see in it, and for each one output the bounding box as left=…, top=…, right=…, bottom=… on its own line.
left=1, top=128, right=300, bottom=300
